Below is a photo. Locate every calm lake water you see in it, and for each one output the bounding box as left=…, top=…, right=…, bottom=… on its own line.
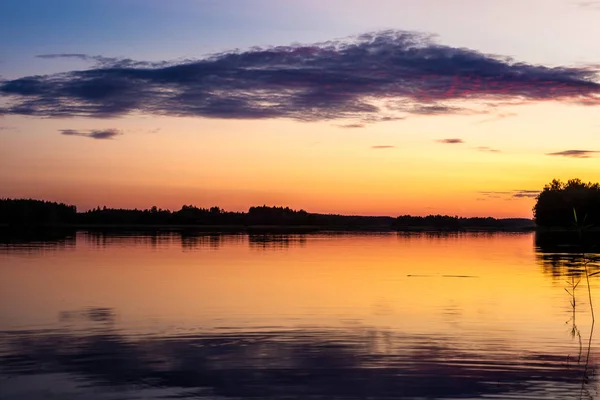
left=1, top=230, right=599, bottom=399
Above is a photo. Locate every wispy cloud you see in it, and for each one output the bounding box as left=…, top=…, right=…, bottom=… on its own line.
left=475, top=146, right=501, bottom=153
left=478, top=191, right=509, bottom=199
left=546, top=149, right=599, bottom=158
left=476, top=112, right=518, bottom=124
left=437, top=138, right=464, bottom=144
left=574, top=1, right=600, bottom=9
left=512, top=190, right=540, bottom=198
left=371, top=145, right=395, bottom=149
left=59, top=128, right=123, bottom=140
left=1, top=30, right=598, bottom=122
left=339, top=123, right=365, bottom=129
left=478, top=189, right=539, bottom=200
left=36, top=53, right=174, bottom=68
left=411, top=105, right=474, bottom=116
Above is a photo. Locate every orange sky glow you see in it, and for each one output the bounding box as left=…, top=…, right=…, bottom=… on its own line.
left=2, top=102, right=599, bottom=218
left=1, top=0, right=599, bottom=218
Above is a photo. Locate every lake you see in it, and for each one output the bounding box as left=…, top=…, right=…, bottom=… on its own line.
left=1, top=230, right=599, bottom=399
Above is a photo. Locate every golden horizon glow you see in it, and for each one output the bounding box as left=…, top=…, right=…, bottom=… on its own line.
left=1, top=232, right=594, bottom=352
left=2, top=102, right=599, bottom=217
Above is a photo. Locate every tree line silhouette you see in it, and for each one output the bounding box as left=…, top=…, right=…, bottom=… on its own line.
left=0, top=199, right=530, bottom=231
left=395, top=215, right=533, bottom=230
left=0, top=200, right=395, bottom=230
left=0, top=198, right=77, bottom=225
left=533, top=179, right=600, bottom=228
left=2, top=178, right=597, bottom=230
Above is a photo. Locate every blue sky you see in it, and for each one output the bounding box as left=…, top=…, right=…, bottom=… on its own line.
left=1, top=0, right=599, bottom=216
left=3, top=0, right=600, bottom=79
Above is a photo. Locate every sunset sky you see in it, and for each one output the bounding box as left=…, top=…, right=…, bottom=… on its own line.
left=1, top=0, right=599, bottom=217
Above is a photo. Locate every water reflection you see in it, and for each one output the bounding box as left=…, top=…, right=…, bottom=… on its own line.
left=536, top=231, right=600, bottom=278
left=536, top=231, right=600, bottom=254
left=181, top=233, right=230, bottom=251
left=2, top=231, right=600, bottom=399
left=248, top=234, right=307, bottom=250
left=0, top=228, right=76, bottom=254
left=0, top=230, right=331, bottom=252
left=84, top=230, right=182, bottom=249
left=535, top=231, right=600, bottom=397
left=59, top=307, right=116, bottom=324
left=0, top=313, right=595, bottom=400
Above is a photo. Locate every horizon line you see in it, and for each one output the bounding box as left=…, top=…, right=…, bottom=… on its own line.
left=1, top=197, right=533, bottom=220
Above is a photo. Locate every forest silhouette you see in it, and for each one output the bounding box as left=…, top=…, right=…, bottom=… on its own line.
left=534, top=179, right=600, bottom=227
left=1, top=179, right=598, bottom=231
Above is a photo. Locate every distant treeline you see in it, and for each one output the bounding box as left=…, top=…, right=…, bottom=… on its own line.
left=0, top=199, right=535, bottom=231
left=0, top=199, right=77, bottom=225
left=395, top=215, right=534, bottom=230
left=3, top=178, right=599, bottom=230
left=0, top=201, right=394, bottom=230
left=534, top=179, right=600, bottom=228
left=75, top=205, right=396, bottom=229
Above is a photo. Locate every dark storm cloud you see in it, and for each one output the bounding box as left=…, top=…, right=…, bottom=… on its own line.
left=59, top=128, right=123, bottom=139
left=371, top=145, right=395, bottom=149
left=546, top=150, right=599, bottom=158
left=2, top=30, right=599, bottom=121
left=437, top=138, right=464, bottom=144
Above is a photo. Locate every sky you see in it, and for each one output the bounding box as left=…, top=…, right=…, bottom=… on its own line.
left=1, top=0, right=599, bottom=217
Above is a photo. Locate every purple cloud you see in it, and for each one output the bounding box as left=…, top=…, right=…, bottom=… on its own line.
left=575, top=1, right=600, bottom=9
left=1, top=30, right=598, bottom=122
left=475, top=146, right=501, bottom=153
left=437, top=138, right=464, bottom=144
left=339, top=123, right=365, bottom=129
left=59, top=128, right=123, bottom=140
left=546, top=150, right=599, bottom=158
left=478, top=189, right=539, bottom=200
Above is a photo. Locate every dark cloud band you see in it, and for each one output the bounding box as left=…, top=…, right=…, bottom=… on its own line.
left=478, top=189, right=539, bottom=199
left=59, top=128, right=122, bottom=139
left=437, top=138, right=464, bottom=144
left=2, top=30, right=599, bottom=122
left=546, top=150, right=599, bottom=158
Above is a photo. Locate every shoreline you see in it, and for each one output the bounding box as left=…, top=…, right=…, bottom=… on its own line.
left=0, top=223, right=547, bottom=233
